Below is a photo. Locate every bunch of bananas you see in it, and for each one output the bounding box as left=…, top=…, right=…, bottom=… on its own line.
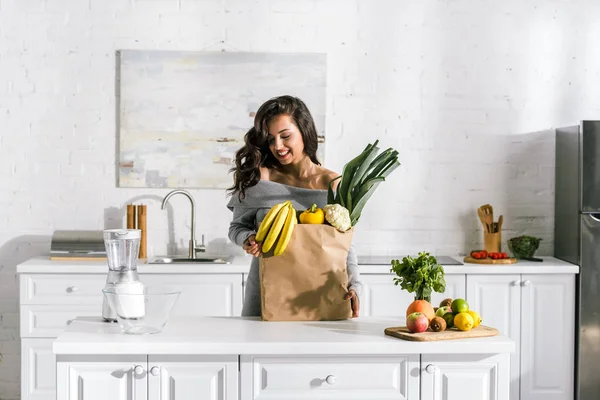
left=256, top=201, right=297, bottom=256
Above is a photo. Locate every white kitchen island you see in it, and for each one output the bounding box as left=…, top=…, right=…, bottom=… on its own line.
left=53, top=316, right=514, bottom=400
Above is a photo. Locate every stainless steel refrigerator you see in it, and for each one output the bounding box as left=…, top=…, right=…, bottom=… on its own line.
left=555, top=121, right=600, bottom=400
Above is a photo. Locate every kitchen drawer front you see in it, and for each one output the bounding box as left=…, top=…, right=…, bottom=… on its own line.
left=21, top=305, right=101, bottom=338
left=20, top=274, right=105, bottom=305
left=240, top=355, right=419, bottom=400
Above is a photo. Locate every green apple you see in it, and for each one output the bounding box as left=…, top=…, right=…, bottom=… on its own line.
left=435, top=306, right=451, bottom=318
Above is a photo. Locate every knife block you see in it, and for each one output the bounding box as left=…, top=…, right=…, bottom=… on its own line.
left=483, top=231, right=502, bottom=253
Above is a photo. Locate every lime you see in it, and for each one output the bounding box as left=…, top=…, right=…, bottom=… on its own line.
left=468, top=310, right=482, bottom=328
left=442, top=312, right=455, bottom=328
left=454, top=312, right=474, bottom=331
left=451, top=298, right=469, bottom=314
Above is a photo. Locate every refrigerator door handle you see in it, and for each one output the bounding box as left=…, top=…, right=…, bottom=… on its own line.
left=588, top=213, right=600, bottom=222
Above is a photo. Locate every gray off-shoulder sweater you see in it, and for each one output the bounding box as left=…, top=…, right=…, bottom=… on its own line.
left=226, top=180, right=363, bottom=317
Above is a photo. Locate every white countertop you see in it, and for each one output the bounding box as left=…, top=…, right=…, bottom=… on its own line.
left=18, top=256, right=579, bottom=274
left=53, top=316, right=515, bottom=356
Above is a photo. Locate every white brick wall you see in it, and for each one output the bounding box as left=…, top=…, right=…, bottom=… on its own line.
left=1, top=0, right=600, bottom=398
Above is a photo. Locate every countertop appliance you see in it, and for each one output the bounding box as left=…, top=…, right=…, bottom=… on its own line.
left=555, top=121, right=600, bottom=400
left=50, top=230, right=106, bottom=260
left=102, top=229, right=145, bottom=322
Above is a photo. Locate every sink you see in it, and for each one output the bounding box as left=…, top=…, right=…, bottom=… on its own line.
left=148, top=256, right=233, bottom=264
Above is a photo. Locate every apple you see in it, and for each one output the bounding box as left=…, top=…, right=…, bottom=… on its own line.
left=406, top=312, right=429, bottom=333
left=435, top=306, right=452, bottom=318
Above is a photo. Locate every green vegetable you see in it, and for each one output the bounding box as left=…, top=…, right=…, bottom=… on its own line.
left=390, top=252, right=446, bottom=301
left=327, top=140, right=400, bottom=226
left=507, top=235, right=542, bottom=258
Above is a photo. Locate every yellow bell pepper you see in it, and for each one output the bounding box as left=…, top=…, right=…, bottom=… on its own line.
left=299, top=204, right=325, bottom=224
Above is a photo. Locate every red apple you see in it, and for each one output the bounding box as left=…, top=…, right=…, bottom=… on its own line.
left=406, top=312, right=429, bottom=333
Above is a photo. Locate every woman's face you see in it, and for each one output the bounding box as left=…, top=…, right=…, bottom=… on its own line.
left=267, top=114, right=305, bottom=165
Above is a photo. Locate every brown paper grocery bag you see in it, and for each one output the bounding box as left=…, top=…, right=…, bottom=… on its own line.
left=259, top=224, right=354, bottom=321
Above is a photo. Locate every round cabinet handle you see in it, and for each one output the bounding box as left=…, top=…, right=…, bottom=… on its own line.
left=425, top=364, right=436, bottom=374
left=325, top=375, right=336, bottom=385
left=522, top=280, right=531, bottom=286
left=150, top=366, right=160, bottom=376
left=134, top=365, right=144, bottom=375
left=66, top=286, right=78, bottom=293
left=511, top=280, right=521, bottom=286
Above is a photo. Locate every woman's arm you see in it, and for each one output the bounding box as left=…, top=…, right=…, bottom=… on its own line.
left=228, top=207, right=258, bottom=247
left=346, top=244, right=363, bottom=298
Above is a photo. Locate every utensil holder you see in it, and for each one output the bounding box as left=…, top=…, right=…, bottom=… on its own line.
left=484, top=232, right=502, bottom=253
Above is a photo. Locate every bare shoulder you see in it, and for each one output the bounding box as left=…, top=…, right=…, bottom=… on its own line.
left=321, top=168, right=341, bottom=190
left=259, top=166, right=271, bottom=181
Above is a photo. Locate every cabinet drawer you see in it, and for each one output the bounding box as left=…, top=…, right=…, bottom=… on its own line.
left=241, top=355, right=419, bottom=399
left=20, top=274, right=105, bottom=305
left=21, top=305, right=101, bottom=338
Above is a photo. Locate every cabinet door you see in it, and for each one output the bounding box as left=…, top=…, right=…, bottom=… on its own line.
left=148, top=355, right=238, bottom=400
left=21, top=338, right=56, bottom=400
left=141, top=274, right=243, bottom=317
left=421, top=353, right=510, bottom=400
left=520, top=274, right=575, bottom=400
left=466, top=274, right=520, bottom=400
left=431, top=274, right=466, bottom=308
left=361, top=274, right=465, bottom=317
left=56, top=356, right=147, bottom=400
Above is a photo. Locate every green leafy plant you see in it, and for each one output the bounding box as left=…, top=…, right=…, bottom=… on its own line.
left=390, top=252, right=446, bottom=301
left=507, top=235, right=542, bottom=258
left=327, top=140, right=400, bottom=226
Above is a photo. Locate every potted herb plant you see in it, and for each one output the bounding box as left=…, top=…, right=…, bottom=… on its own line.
left=390, top=252, right=446, bottom=302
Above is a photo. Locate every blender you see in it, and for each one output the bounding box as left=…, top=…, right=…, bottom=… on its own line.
left=102, top=229, right=145, bottom=322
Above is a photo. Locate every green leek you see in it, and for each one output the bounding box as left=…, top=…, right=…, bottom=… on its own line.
left=327, top=140, right=401, bottom=226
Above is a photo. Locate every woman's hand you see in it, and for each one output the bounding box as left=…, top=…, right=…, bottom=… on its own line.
left=243, top=235, right=262, bottom=257
left=344, top=289, right=360, bottom=318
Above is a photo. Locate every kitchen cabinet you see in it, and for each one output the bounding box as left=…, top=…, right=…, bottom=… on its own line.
left=21, top=339, right=56, bottom=400
left=19, top=273, right=243, bottom=400
left=56, top=352, right=511, bottom=400
left=360, top=274, right=466, bottom=317
left=420, top=353, right=510, bottom=400
left=466, top=274, right=575, bottom=400
left=56, top=355, right=237, bottom=400
left=56, top=356, right=147, bottom=400
left=17, top=256, right=577, bottom=400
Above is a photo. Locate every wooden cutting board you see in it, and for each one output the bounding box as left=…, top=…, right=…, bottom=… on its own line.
left=384, top=325, right=498, bottom=342
left=463, top=256, right=517, bottom=264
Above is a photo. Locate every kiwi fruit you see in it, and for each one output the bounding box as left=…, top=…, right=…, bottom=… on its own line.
left=439, top=298, right=453, bottom=309
left=430, top=316, right=447, bottom=332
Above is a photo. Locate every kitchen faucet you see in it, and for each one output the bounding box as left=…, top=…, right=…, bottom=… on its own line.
left=161, top=189, right=206, bottom=258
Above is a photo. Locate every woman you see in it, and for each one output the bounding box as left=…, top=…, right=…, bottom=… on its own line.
left=227, top=95, right=362, bottom=317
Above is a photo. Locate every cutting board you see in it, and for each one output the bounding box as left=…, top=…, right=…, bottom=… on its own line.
left=463, top=256, right=517, bottom=264
left=384, top=325, right=499, bottom=342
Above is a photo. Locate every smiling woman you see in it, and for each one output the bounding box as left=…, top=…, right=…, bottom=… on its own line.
left=226, top=95, right=362, bottom=318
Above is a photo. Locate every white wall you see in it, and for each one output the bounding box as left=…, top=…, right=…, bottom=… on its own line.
left=1, top=0, right=600, bottom=398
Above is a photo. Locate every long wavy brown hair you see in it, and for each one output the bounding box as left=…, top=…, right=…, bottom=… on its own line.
left=228, top=95, right=321, bottom=200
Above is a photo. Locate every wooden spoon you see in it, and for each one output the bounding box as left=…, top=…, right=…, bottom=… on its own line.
left=480, top=204, right=494, bottom=233
left=497, top=215, right=504, bottom=232
left=477, top=208, right=489, bottom=233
